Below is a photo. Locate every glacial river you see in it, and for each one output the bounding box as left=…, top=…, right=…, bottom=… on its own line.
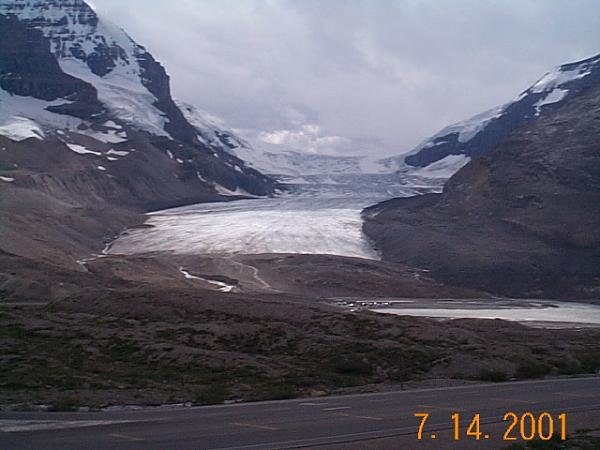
left=330, top=298, right=600, bottom=328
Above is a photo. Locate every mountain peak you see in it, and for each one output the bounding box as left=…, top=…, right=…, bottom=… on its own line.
left=400, top=52, right=600, bottom=169
left=0, top=0, right=199, bottom=140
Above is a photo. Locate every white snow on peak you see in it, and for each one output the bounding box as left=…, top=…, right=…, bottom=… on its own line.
left=399, top=54, right=600, bottom=172
left=531, top=65, right=591, bottom=94
left=414, top=104, right=506, bottom=155
left=0, top=0, right=171, bottom=138
left=0, top=176, right=15, bottom=182
left=56, top=37, right=170, bottom=138
left=176, top=100, right=248, bottom=150
left=178, top=101, right=400, bottom=178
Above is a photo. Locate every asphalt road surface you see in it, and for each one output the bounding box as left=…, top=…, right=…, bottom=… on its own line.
left=1, top=377, right=599, bottom=449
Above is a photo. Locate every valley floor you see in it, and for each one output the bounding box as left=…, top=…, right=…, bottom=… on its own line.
left=2, top=176, right=599, bottom=410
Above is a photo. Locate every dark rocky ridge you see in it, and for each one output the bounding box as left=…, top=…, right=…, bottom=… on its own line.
left=402, top=53, right=600, bottom=168
left=364, top=84, right=600, bottom=299
left=136, top=49, right=199, bottom=144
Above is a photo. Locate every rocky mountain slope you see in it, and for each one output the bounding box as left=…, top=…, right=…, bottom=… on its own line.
left=364, top=81, right=600, bottom=298
left=385, top=53, right=600, bottom=171
left=0, top=0, right=280, bottom=270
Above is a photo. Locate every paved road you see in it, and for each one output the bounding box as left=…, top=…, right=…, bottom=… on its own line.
left=1, top=377, right=599, bottom=449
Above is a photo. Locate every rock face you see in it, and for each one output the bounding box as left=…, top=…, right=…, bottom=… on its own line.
left=364, top=83, right=600, bottom=299
left=389, top=53, right=600, bottom=170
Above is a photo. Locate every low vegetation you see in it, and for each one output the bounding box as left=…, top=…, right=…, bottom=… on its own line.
left=1, top=290, right=600, bottom=409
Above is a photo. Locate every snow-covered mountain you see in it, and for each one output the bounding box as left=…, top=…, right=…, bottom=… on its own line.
left=178, top=100, right=394, bottom=178
left=391, top=53, right=600, bottom=170
left=0, top=0, right=276, bottom=197
left=176, top=101, right=451, bottom=197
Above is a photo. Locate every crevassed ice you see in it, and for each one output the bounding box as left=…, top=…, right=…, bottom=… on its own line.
left=109, top=197, right=382, bottom=259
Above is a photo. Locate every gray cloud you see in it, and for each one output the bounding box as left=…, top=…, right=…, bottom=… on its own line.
left=91, top=0, right=600, bottom=155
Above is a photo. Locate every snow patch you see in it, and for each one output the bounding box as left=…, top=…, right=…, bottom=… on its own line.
left=411, top=154, right=471, bottom=179
left=104, top=121, right=121, bottom=129
left=534, top=88, right=568, bottom=114
left=438, top=105, right=505, bottom=145
left=0, top=176, right=15, bottom=182
left=107, top=149, right=130, bottom=157
left=531, top=66, right=592, bottom=94
left=0, top=116, right=44, bottom=141
left=79, top=128, right=127, bottom=144
left=0, top=88, right=81, bottom=141
left=66, top=143, right=101, bottom=156
left=214, top=184, right=253, bottom=197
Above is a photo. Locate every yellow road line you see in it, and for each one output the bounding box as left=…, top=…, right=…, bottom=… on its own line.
left=229, top=422, right=281, bottom=431
left=109, top=433, right=145, bottom=442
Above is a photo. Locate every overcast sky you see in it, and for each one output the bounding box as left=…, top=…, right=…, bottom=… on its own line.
left=92, top=0, right=600, bottom=156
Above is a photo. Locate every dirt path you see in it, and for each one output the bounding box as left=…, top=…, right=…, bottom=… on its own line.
left=221, top=255, right=277, bottom=292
